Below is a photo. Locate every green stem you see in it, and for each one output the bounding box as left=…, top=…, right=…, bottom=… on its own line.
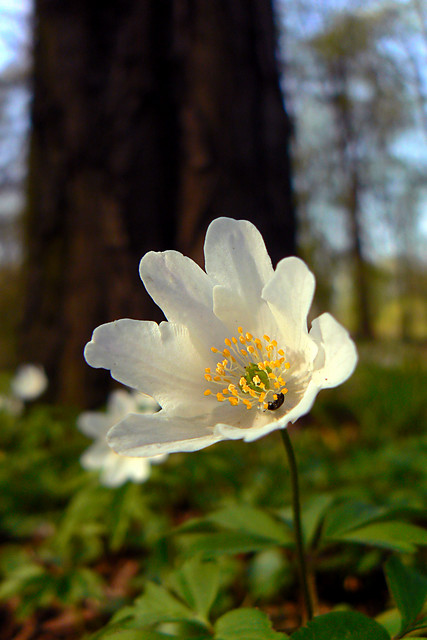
left=280, top=428, right=314, bottom=621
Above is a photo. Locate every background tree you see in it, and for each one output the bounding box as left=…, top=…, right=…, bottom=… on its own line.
left=281, top=2, right=422, bottom=339
left=20, top=0, right=296, bottom=406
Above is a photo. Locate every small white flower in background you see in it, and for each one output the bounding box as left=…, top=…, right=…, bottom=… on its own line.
left=11, top=364, right=48, bottom=401
left=85, top=218, right=357, bottom=458
left=77, top=389, right=167, bottom=487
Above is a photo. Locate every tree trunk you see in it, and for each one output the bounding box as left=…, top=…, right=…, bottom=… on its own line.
left=348, top=171, right=373, bottom=339
left=330, top=63, right=374, bottom=339
left=21, top=0, right=295, bottom=407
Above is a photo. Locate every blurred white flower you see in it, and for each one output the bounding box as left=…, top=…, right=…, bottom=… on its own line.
left=11, top=364, right=48, bottom=401
left=77, top=389, right=166, bottom=487
left=84, top=218, right=357, bottom=457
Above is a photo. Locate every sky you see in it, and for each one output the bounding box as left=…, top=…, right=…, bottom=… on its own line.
left=0, top=0, right=31, bottom=72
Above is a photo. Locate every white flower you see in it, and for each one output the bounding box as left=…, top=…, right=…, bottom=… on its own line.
left=11, top=364, right=48, bottom=401
left=84, top=218, right=357, bottom=458
left=77, top=389, right=166, bottom=487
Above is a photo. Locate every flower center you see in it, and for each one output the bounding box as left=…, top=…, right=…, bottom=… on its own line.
left=203, top=327, right=290, bottom=411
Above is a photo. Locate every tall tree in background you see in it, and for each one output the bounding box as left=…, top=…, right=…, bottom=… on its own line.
left=308, top=11, right=409, bottom=339
left=21, top=0, right=295, bottom=406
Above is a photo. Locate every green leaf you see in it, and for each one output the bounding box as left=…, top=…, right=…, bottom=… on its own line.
left=168, top=555, right=220, bottom=620
left=385, top=556, right=427, bottom=634
left=301, top=494, right=335, bottom=547
left=131, top=581, right=197, bottom=626
left=181, top=532, right=283, bottom=558
left=109, top=483, right=142, bottom=551
left=90, top=625, right=175, bottom=640
left=215, top=608, right=288, bottom=639
left=322, top=501, right=387, bottom=538
left=0, top=563, right=45, bottom=599
left=209, top=506, right=294, bottom=545
left=375, top=608, right=401, bottom=637
left=291, top=611, right=390, bottom=639
left=328, top=521, right=427, bottom=553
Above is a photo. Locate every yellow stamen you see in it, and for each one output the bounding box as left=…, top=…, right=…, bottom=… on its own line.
left=205, top=327, right=291, bottom=412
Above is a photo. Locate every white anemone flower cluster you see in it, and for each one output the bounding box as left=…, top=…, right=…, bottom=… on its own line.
left=84, top=218, right=357, bottom=458
left=11, top=364, right=48, bottom=401
left=77, top=389, right=167, bottom=487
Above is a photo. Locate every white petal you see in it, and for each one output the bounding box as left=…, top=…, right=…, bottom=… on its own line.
left=214, top=412, right=285, bottom=443
left=77, top=412, right=110, bottom=439
left=139, top=250, right=225, bottom=347
left=262, top=257, right=316, bottom=355
left=254, top=314, right=357, bottom=427
left=212, top=284, right=278, bottom=339
left=100, top=456, right=152, bottom=487
left=282, top=380, right=321, bottom=425
left=80, top=440, right=110, bottom=470
left=204, top=218, right=274, bottom=305
left=132, top=391, right=161, bottom=413
left=84, top=319, right=209, bottom=415
left=107, top=411, right=223, bottom=457
left=107, top=389, right=138, bottom=418
left=309, top=313, right=358, bottom=389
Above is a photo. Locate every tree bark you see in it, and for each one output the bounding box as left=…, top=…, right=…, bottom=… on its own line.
left=21, top=0, right=295, bottom=406
left=329, top=61, right=374, bottom=339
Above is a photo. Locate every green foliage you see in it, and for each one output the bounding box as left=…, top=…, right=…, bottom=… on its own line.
left=215, top=609, right=288, bottom=639
left=0, top=357, right=426, bottom=637
left=91, top=557, right=287, bottom=640
left=385, top=556, right=427, bottom=637
left=176, top=505, right=294, bottom=559
left=292, top=611, right=390, bottom=639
